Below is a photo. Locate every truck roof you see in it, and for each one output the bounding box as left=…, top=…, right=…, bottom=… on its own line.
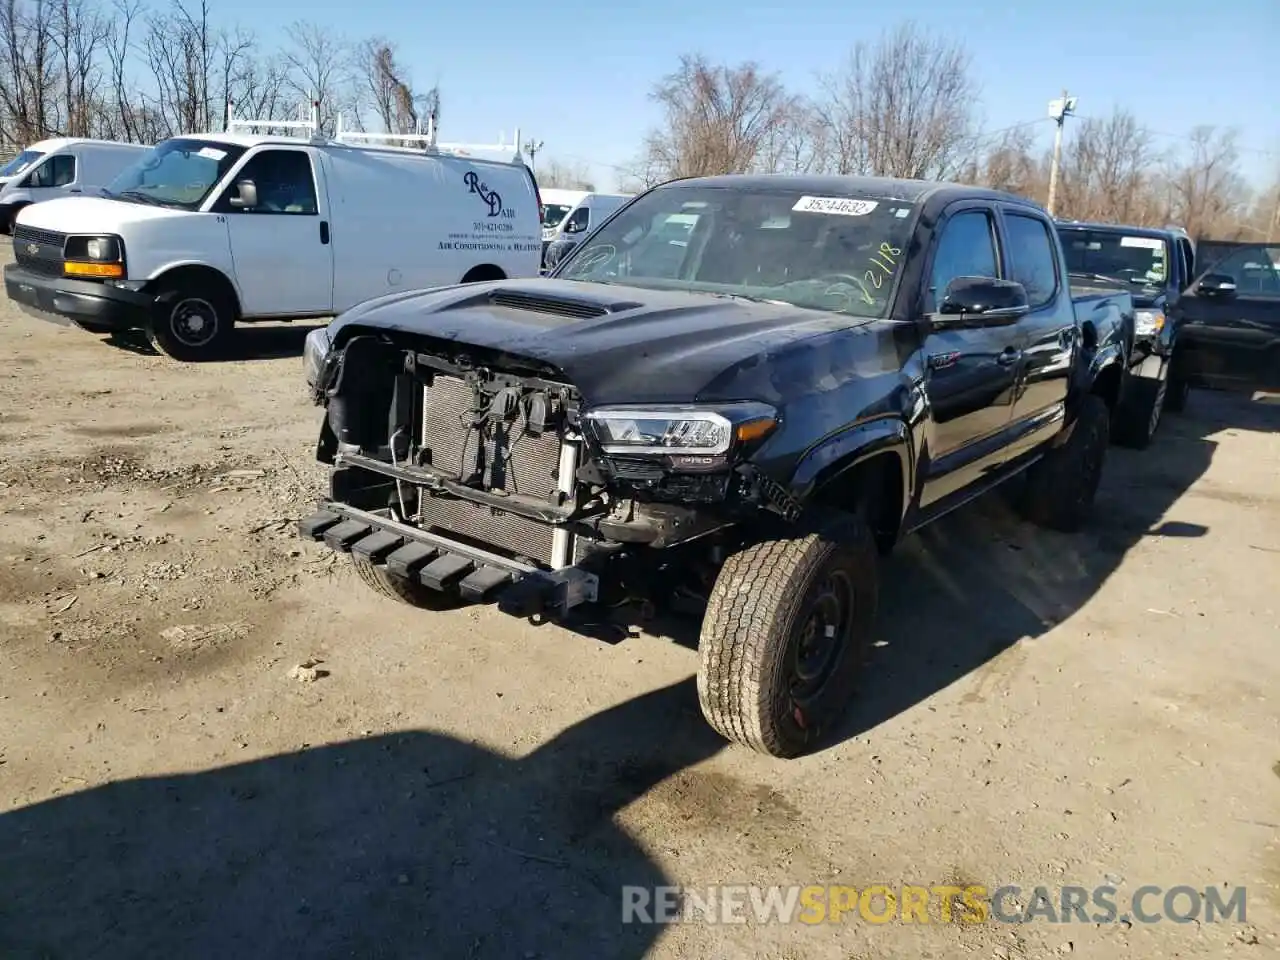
left=1056, top=219, right=1190, bottom=239
left=664, top=174, right=1040, bottom=209
left=25, top=137, right=150, bottom=152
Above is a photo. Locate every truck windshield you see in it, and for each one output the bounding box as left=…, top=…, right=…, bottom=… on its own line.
left=1059, top=228, right=1169, bottom=288
left=103, top=138, right=247, bottom=210
left=555, top=184, right=920, bottom=318
left=542, top=203, right=573, bottom=228
left=0, top=150, right=44, bottom=178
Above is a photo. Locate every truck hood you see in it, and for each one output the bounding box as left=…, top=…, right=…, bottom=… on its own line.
left=15, top=196, right=191, bottom=232
left=327, top=278, right=874, bottom=405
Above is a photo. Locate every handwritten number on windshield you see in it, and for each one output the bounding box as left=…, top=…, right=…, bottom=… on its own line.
left=864, top=242, right=902, bottom=293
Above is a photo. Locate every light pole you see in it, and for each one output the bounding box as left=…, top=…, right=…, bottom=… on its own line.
left=1046, top=91, right=1077, bottom=217
left=523, top=138, right=544, bottom=172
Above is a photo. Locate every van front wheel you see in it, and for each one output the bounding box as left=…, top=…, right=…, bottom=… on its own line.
left=147, top=279, right=235, bottom=361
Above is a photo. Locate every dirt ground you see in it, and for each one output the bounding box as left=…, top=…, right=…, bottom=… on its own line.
left=0, top=238, right=1277, bottom=960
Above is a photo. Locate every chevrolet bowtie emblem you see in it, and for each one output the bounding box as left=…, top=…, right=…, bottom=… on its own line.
left=26, top=243, right=39, bottom=256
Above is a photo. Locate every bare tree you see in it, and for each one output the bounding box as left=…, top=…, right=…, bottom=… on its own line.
left=141, top=0, right=217, bottom=137
left=536, top=158, right=595, bottom=191
left=354, top=37, right=439, bottom=140
left=637, top=54, right=799, bottom=181
left=1057, top=108, right=1158, bottom=223
left=815, top=22, right=979, bottom=180
left=282, top=21, right=350, bottom=135
left=1165, top=126, right=1250, bottom=239
left=970, top=125, right=1044, bottom=198
left=0, top=0, right=58, bottom=146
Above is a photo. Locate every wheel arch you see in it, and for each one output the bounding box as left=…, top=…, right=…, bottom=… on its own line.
left=145, top=263, right=242, bottom=320
left=460, top=263, right=506, bottom=284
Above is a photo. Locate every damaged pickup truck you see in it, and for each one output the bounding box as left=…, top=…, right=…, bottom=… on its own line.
left=299, top=175, right=1133, bottom=758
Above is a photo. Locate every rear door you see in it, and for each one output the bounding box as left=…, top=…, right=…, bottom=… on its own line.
left=1173, top=242, right=1280, bottom=392
left=212, top=147, right=334, bottom=317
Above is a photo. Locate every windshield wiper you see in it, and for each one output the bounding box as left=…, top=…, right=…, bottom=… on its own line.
left=114, top=189, right=167, bottom=207
left=1069, top=271, right=1133, bottom=287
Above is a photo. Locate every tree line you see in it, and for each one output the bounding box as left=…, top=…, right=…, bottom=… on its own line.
left=2, top=4, right=1276, bottom=241
left=0, top=0, right=439, bottom=150
left=624, top=23, right=1279, bottom=242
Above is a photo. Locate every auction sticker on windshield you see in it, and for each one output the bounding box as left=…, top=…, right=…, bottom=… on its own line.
left=1120, top=236, right=1163, bottom=249
left=793, top=196, right=879, bottom=216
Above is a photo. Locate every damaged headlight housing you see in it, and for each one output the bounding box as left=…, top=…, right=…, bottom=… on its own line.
left=1134, top=309, right=1166, bottom=338
left=303, top=326, right=333, bottom=398
left=583, top=402, right=778, bottom=458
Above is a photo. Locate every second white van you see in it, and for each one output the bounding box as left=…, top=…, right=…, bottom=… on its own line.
left=0, top=138, right=151, bottom=234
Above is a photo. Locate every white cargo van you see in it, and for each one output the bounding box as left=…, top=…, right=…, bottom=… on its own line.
left=540, top=191, right=633, bottom=266
left=3, top=111, right=542, bottom=360
left=0, top=138, right=151, bottom=233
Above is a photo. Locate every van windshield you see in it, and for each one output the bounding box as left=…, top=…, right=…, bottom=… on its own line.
left=554, top=184, right=920, bottom=319
left=542, top=204, right=573, bottom=228
left=104, top=138, right=247, bottom=210
left=0, top=150, right=44, bottom=178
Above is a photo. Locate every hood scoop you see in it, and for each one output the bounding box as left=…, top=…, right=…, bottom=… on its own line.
left=487, top=289, right=639, bottom=321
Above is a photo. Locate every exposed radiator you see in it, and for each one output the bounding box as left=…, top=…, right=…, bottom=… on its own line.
left=417, top=374, right=573, bottom=567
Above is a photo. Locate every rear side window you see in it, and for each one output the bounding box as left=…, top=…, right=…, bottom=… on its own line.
left=928, top=210, right=999, bottom=311
left=1003, top=213, right=1059, bottom=308
left=567, top=206, right=589, bottom=231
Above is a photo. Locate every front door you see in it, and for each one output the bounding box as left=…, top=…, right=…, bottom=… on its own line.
left=918, top=204, right=1025, bottom=506
left=1173, top=242, right=1280, bottom=393
left=212, top=148, right=333, bottom=317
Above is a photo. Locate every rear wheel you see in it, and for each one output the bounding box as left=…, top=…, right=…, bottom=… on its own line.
left=1020, top=394, right=1110, bottom=533
left=696, top=519, right=878, bottom=758
left=352, top=554, right=462, bottom=610
left=147, top=278, right=236, bottom=361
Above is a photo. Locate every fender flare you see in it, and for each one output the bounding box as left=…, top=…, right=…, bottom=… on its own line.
left=788, top=415, right=914, bottom=520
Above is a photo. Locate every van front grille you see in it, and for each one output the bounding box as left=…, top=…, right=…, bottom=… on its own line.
left=12, top=225, right=66, bottom=277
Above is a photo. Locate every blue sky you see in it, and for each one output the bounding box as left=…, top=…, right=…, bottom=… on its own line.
left=219, top=0, right=1278, bottom=192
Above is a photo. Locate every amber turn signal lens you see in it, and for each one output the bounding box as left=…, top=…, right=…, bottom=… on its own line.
left=64, top=261, right=124, bottom=279
left=735, top=418, right=777, bottom=444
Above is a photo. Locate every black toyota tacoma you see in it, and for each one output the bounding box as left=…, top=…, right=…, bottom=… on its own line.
left=1056, top=220, right=1196, bottom=447
left=299, top=175, right=1133, bottom=758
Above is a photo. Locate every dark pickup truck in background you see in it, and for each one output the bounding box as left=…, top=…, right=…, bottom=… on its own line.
left=1170, top=238, right=1280, bottom=399
left=1056, top=220, right=1195, bottom=447
left=299, top=174, right=1133, bottom=758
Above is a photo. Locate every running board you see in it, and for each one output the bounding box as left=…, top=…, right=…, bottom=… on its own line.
left=298, top=502, right=599, bottom=614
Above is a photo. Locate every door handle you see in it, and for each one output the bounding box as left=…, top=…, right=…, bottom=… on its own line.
left=69, top=187, right=82, bottom=193
left=996, top=347, right=1022, bottom=366
left=319, top=220, right=330, bottom=244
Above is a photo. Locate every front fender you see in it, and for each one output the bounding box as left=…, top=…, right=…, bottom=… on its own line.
left=787, top=414, right=913, bottom=514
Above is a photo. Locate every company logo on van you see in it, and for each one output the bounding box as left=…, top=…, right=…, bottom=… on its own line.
left=463, top=171, right=504, bottom=218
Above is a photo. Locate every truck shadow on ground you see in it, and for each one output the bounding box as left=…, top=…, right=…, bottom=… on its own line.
left=0, top=678, right=721, bottom=960
left=102, top=322, right=326, bottom=362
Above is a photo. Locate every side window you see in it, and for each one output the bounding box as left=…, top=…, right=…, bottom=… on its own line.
left=567, top=206, right=589, bottom=231
left=927, top=210, right=999, bottom=311
left=1178, top=239, right=1194, bottom=287
left=1002, top=213, right=1059, bottom=308
left=27, top=155, right=75, bottom=188
left=1202, top=245, right=1280, bottom=298
left=219, top=149, right=317, bottom=215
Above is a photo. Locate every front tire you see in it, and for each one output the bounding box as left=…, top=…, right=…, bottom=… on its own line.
left=147, top=279, right=236, bottom=361
left=1164, top=374, right=1189, bottom=413
left=1112, top=376, right=1166, bottom=449
left=352, top=554, right=462, bottom=610
left=697, top=520, right=878, bottom=758
left=1021, top=393, right=1110, bottom=533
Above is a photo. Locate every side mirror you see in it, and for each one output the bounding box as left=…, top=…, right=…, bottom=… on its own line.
left=1195, top=273, right=1237, bottom=298
left=228, top=179, right=258, bottom=209
left=933, top=276, right=1030, bottom=329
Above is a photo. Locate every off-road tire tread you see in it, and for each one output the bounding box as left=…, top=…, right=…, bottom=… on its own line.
left=352, top=554, right=460, bottom=610
left=1021, top=394, right=1110, bottom=533
left=697, top=523, right=876, bottom=758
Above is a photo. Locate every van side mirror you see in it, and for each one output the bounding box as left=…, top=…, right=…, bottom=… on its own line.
left=1195, top=273, right=1236, bottom=298
left=932, top=276, right=1030, bottom=329
left=228, top=180, right=258, bottom=209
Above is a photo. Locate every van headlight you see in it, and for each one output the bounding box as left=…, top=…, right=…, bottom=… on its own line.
left=62, top=234, right=125, bottom=279
left=583, top=403, right=778, bottom=458
left=1134, top=309, right=1165, bottom=337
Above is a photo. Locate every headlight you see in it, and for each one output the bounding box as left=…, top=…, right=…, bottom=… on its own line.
left=62, top=234, right=124, bottom=279
left=303, top=327, right=332, bottom=395
left=1134, top=309, right=1165, bottom=337
left=583, top=403, right=778, bottom=457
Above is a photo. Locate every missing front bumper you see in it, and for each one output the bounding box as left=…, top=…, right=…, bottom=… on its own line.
left=298, top=501, right=599, bottom=617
